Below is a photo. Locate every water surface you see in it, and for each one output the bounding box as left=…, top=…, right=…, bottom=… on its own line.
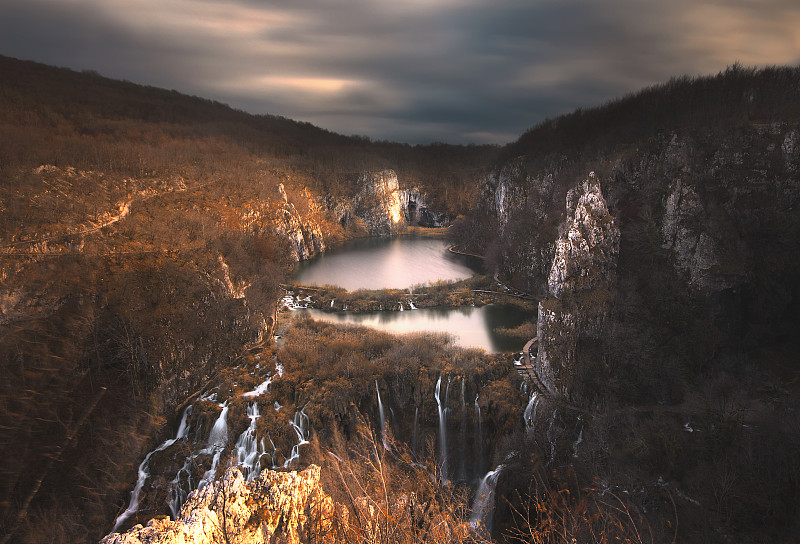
left=298, top=305, right=529, bottom=352
left=292, top=236, right=532, bottom=352
left=294, top=237, right=480, bottom=290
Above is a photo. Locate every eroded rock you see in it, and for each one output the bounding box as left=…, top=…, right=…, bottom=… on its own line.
left=101, top=465, right=336, bottom=544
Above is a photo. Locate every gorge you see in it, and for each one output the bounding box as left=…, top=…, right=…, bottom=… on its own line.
left=2, top=57, right=800, bottom=544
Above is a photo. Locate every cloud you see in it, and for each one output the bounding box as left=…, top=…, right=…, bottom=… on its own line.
left=1, top=0, right=799, bottom=143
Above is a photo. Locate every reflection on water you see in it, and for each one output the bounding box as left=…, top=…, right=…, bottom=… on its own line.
left=298, top=304, right=530, bottom=352
left=294, top=237, right=481, bottom=290
left=292, top=237, right=532, bottom=352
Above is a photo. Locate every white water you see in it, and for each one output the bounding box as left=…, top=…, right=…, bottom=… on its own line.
left=113, top=408, right=191, bottom=531
left=285, top=408, right=310, bottom=467
left=523, top=392, right=539, bottom=430
left=243, top=377, right=272, bottom=398
left=474, top=394, right=483, bottom=477
left=435, top=375, right=448, bottom=480
left=458, top=378, right=467, bottom=481
left=234, top=402, right=269, bottom=480
left=208, top=402, right=229, bottom=448
left=376, top=381, right=387, bottom=447
left=469, top=464, right=505, bottom=537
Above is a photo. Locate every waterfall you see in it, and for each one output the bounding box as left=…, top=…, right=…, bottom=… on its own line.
left=376, top=381, right=387, bottom=447
left=196, top=402, right=231, bottom=492
left=285, top=407, right=310, bottom=467
left=208, top=402, right=229, bottom=448
left=469, top=465, right=505, bottom=537
left=233, top=402, right=267, bottom=480
left=458, top=378, right=467, bottom=481
left=474, top=394, right=483, bottom=477
left=523, top=392, right=539, bottom=430
left=243, top=376, right=272, bottom=398
left=113, top=408, right=192, bottom=531
left=435, top=375, right=448, bottom=480
left=408, top=299, right=417, bottom=309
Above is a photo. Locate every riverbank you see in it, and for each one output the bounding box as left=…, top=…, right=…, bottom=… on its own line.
left=281, top=275, right=537, bottom=313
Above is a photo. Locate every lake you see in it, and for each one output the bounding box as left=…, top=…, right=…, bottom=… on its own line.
left=292, top=236, right=533, bottom=352
left=293, top=237, right=481, bottom=290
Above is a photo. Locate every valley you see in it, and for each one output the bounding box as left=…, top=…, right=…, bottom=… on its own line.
left=1, top=57, right=799, bottom=544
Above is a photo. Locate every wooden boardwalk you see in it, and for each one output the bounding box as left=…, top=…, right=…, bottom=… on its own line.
left=515, top=336, right=549, bottom=395
left=515, top=336, right=586, bottom=413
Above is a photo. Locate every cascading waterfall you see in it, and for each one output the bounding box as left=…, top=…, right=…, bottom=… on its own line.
left=434, top=375, right=448, bottom=480
left=113, top=407, right=191, bottom=531
left=233, top=402, right=268, bottom=480
left=285, top=407, right=310, bottom=467
left=208, top=402, right=229, bottom=448
left=196, top=402, right=230, bottom=492
left=376, top=381, right=387, bottom=447
left=458, top=378, right=467, bottom=481
left=243, top=376, right=272, bottom=398
left=523, top=392, right=539, bottom=430
left=469, top=464, right=505, bottom=537
left=474, top=394, right=483, bottom=478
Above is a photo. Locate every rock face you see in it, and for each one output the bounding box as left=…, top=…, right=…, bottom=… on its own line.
left=661, top=178, right=749, bottom=291
left=273, top=184, right=327, bottom=261
left=275, top=170, right=448, bottom=261
left=536, top=175, right=619, bottom=399
left=101, top=465, right=336, bottom=544
left=547, top=173, right=620, bottom=297
left=331, top=169, right=413, bottom=236
left=400, top=187, right=448, bottom=228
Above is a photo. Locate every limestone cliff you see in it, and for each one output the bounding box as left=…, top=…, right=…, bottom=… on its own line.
left=547, top=173, right=620, bottom=297
left=101, top=466, right=336, bottom=544
left=273, top=183, right=327, bottom=261
left=275, top=170, right=448, bottom=261
left=330, top=169, right=409, bottom=236
left=535, top=175, right=620, bottom=399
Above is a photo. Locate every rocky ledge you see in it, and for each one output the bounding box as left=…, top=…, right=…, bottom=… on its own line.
left=101, top=466, right=336, bottom=544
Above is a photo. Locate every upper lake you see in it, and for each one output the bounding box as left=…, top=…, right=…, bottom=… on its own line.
left=293, top=237, right=481, bottom=290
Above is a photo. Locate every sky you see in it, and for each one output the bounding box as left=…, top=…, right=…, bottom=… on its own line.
left=2, top=0, right=799, bottom=144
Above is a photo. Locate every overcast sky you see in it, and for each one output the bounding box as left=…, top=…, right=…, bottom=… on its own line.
left=2, top=0, right=799, bottom=144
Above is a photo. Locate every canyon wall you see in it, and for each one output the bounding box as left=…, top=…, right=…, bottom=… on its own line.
left=456, top=114, right=800, bottom=404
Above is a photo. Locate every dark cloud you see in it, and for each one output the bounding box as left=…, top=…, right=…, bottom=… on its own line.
left=2, top=0, right=799, bottom=143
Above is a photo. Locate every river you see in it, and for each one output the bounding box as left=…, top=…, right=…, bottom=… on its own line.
left=292, top=236, right=533, bottom=352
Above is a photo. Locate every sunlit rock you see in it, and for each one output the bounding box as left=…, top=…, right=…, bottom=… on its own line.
left=101, top=465, right=336, bottom=544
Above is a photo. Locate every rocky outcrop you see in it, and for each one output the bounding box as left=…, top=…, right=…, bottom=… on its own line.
left=400, top=188, right=448, bottom=228
left=548, top=173, right=620, bottom=297
left=101, top=465, right=336, bottom=544
left=333, top=170, right=406, bottom=236
left=273, top=184, right=326, bottom=261
left=276, top=170, right=449, bottom=261
left=536, top=174, right=619, bottom=399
